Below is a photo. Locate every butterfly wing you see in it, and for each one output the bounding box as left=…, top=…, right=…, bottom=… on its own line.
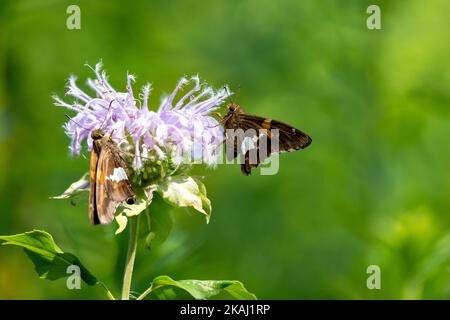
left=223, top=113, right=270, bottom=174
left=224, top=112, right=312, bottom=175
left=89, top=143, right=100, bottom=224
left=103, top=146, right=135, bottom=203
left=91, top=139, right=136, bottom=225
left=269, top=119, right=312, bottom=152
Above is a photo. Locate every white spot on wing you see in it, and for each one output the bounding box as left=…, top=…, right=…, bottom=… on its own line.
left=106, top=167, right=128, bottom=182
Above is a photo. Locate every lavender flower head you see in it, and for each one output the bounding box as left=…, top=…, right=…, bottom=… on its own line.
left=53, top=63, right=229, bottom=176
left=52, top=63, right=231, bottom=231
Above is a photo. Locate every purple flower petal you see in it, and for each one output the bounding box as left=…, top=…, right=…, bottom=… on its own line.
left=54, top=63, right=230, bottom=168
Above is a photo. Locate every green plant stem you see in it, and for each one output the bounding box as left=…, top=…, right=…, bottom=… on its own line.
left=136, top=284, right=159, bottom=300
left=98, top=281, right=116, bottom=300
left=121, top=215, right=140, bottom=300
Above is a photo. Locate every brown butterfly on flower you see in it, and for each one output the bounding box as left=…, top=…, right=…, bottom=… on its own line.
left=66, top=100, right=136, bottom=225
left=88, top=129, right=136, bottom=224
left=221, top=102, right=312, bottom=175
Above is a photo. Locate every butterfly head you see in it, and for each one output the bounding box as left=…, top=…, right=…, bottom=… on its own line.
left=91, top=129, right=104, bottom=140
left=227, top=103, right=241, bottom=114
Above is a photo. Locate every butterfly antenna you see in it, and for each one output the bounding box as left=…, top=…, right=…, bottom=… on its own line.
left=65, top=114, right=90, bottom=131
left=223, top=86, right=233, bottom=105
left=234, top=84, right=241, bottom=104
left=99, top=99, right=117, bottom=130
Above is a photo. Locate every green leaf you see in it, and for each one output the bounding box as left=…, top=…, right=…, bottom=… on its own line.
left=50, top=173, right=89, bottom=200
left=115, top=213, right=129, bottom=235
left=144, top=195, right=174, bottom=249
left=122, top=196, right=152, bottom=217
left=157, top=175, right=212, bottom=223
left=115, top=194, right=153, bottom=235
left=0, top=230, right=98, bottom=285
left=139, top=275, right=257, bottom=300
left=195, top=178, right=212, bottom=222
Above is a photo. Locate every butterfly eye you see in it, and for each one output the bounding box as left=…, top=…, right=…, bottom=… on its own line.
left=229, top=105, right=235, bottom=112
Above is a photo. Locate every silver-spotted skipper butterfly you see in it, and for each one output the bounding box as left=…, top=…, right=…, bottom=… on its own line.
left=222, top=103, right=312, bottom=175
left=89, top=129, right=136, bottom=225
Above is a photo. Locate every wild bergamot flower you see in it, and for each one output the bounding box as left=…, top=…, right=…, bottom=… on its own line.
left=53, top=63, right=231, bottom=232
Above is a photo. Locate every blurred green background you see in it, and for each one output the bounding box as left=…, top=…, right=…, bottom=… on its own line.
left=1, top=0, right=450, bottom=299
